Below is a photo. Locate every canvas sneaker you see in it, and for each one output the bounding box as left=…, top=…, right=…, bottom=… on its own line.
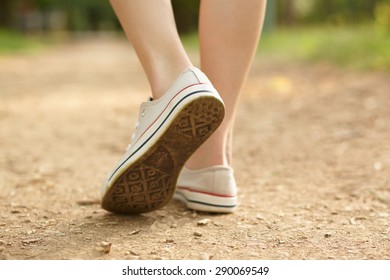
left=101, top=67, right=225, bottom=214
left=174, top=165, right=238, bottom=213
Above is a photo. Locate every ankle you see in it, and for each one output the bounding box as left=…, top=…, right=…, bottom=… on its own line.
left=185, top=145, right=229, bottom=170
left=185, top=158, right=229, bottom=170
left=149, top=60, right=193, bottom=100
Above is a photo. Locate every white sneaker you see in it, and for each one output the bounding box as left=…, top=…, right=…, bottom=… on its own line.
left=101, top=67, right=225, bottom=214
left=174, top=166, right=238, bottom=213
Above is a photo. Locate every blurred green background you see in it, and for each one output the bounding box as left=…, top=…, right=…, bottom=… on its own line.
left=1, top=0, right=390, bottom=70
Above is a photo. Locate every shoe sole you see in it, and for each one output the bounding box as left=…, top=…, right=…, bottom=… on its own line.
left=101, top=95, right=225, bottom=214
left=174, top=189, right=237, bottom=213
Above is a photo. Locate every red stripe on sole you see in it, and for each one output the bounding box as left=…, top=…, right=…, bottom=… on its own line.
left=176, top=186, right=236, bottom=198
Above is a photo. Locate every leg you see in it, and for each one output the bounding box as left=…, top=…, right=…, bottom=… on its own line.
left=185, top=0, right=267, bottom=169
left=102, top=0, right=226, bottom=214
left=109, top=0, right=192, bottom=99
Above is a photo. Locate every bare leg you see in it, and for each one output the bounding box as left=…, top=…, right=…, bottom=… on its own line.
left=109, top=0, right=192, bottom=99
left=185, top=0, right=267, bottom=169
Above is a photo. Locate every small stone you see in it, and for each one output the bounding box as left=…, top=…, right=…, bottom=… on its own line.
left=128, top=250, right=139, bottom=256
left=193, top=231, right=203, bottom=237
left=324, top=233, right=332, bottom=238
left=200, top=253, right=212, bottom=260
left=165, top=238, right=174, bottom=244
left=197, top=218, right=210, bottom=226
left=0, top=223, right=6, bottom=227
left=99, top=241, right=112, bottom=254
left=256, top=214, right=264, bottom=220
left=129, top=230, right=140, bottom=236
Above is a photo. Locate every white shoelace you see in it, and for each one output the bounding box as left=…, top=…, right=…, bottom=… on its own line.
left=126, top=98, right=152, bottom=152
left=126, top=122, right=139, bottom=152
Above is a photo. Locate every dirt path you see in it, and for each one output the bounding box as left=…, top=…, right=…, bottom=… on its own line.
left=0, top=36, right=389, bottom=260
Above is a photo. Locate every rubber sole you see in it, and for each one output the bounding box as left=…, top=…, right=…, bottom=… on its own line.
left=101, top=96, right=225, bottom=214
left=174, top=190, right=237, bottom=214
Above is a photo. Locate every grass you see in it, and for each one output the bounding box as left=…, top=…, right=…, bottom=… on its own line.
left=2, top=25, right=389, bottom=71
left=182, top=24, right=390, bottom=71
left=259, top=25, right=390, bottom=71
left=0, top=29, right=58, bottom=55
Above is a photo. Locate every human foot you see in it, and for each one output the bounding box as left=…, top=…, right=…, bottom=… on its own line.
left=174, top=165, right=237, bottom=213
left=101, top=67, right=225, bottom=214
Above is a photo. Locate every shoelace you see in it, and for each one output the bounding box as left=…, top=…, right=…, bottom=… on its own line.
left=126, top=97, right=153, bottom=152
left=126, top=122, right=139, bottom=152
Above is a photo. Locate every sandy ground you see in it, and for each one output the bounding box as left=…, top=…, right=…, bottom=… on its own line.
left=0, top=36, right=389, bottom=260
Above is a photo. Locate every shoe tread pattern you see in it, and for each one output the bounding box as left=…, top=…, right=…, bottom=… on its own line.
left=101, top=96, right=224, bottom=214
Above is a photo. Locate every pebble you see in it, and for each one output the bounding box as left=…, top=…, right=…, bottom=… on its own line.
left=256, top=214, right=264, bottom=220
left=200, top=253, right=212, bottom=260
left=127, top=250, right=139, bottom=256
left=129, top=230, right=140, bottom=236
left=197, top=219, right=210, bottom=226
left=324, top=233, right=332, bottom=238
left=99, top=241, right=112, bottom=254
left=165, top=238, right=174, bottom=244
left=193, top=231, right=203, bottom=237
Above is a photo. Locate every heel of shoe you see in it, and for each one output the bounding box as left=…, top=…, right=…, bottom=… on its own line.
left=174, top=190, right=237, bottom=213
left=175, top=166, right=238, bottom=213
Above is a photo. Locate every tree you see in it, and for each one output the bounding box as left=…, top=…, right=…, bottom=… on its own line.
left=0, top=0, right=16, bottom=28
